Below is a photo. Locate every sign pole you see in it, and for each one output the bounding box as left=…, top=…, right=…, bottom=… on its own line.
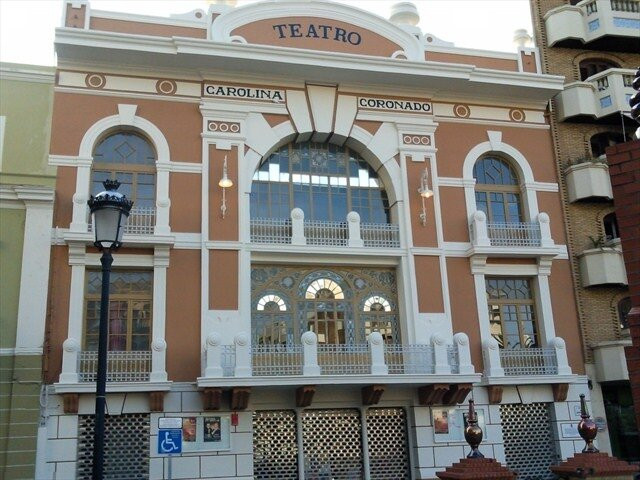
left=167, top=453, right=172, bottom=480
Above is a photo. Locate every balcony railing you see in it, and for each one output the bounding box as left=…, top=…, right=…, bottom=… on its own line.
left=78, top=350, right=151, bottom=382
left=204, top=332, right=475, bottom=379
left=545, top=0, right=640, bottom=50
left=482, top=337, right=572, bottom=379
left=250, top=209, right=400, bottom=248
left=469, top=211, right=553, bottom=249
left=499, top=348, right=558, bottom=376
left=89, top=206, right=156, bottom=236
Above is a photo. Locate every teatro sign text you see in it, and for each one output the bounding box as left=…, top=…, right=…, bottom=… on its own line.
left=204, top=84, right=285, bottom=102
left=272, top=23, right=362, bottom=45
left=358, top=97, right=432, bottom=113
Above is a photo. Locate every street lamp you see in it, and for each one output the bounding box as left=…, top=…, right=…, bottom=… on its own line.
left=87, top=179, right=133, bottom=480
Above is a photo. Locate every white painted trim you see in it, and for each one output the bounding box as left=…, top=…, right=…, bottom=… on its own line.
left=53, top=381, right=173, bottom=394
left=0, top=65, right=55, bottom=83
left=0, top=347, right=43, bottom=356
left=0, top=115, right=5, bottom=170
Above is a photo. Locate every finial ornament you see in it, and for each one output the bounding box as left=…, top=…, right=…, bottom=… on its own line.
left=578, top=394, right=599, bottom=453
left=464, top=400, right=484, bottom=459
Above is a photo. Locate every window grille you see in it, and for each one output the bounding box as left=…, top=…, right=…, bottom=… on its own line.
left=499, top=348, right=558, bottom=376
left=221, top=345, right=236, bottom=377
left=366, top=408, right=410, bottom=479
left=250, top=217, right=292, bottom=244
left=77, top=413, right=149, bottom=480
left=253, top=410, right=298, bottom=480
left=487, top=222, right=541, bottom=247
left=251, top=344, right=303, bottom=376
left=500, top=403, right=558, bottom=480
left=384, top=344, right=434, bottom=374
left=301, top=409, right=364, bottom=479
left=317, top=344, right=371, bottom=375
left=361, top=222, right=400, bottom=248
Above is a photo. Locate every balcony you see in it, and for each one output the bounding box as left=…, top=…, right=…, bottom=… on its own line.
left=89, top=206, right=156, bottom=236
left=468, top=210, right=555, bottom=256
left=579, top=246, right=628, bottom=286
left=482, top=337, right=574, bottom=385
left=250, top=208, right=400, bottom=248
left=545, top=0, right=640, bottom=52
left=198, top=331, right=479, bottom=387
left=565, top=160, right=613, bottom=201
left=78, top=350, right=151, bottom=382
left=555, top=69, right=635, bottom=121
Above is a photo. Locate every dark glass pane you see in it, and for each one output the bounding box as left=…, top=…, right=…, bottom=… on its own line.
left=93, top=132, right=156, bottom=166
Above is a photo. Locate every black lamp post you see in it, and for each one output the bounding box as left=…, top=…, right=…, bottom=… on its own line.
left=87, top=179, right=133, bottom=480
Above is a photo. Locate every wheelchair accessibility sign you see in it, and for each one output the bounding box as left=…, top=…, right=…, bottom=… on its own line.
left=158, top=417, right=182, bottom=454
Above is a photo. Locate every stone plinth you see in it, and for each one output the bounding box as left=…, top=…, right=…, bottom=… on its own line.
left=436, top=457, right=516, bottom=480
left=550, top=452, right=639, bottom=479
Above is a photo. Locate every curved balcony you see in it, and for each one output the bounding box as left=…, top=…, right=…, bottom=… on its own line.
left=565, top=161, right=613, bottom=201
left=544, top=0, right=640, bottom=52
left=579, top=246, right=628, bottom=286
left=555, top=68, right=635, bottom=122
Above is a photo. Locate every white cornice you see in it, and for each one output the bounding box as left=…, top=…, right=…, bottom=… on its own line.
left=54, top=29, right=565, bottom=104
left=0, top=185, right=54, bottom=206
left=0, top=63, right=55, bottom=84
left=425, top=45, right=520, bottom=61
left=91, top=9, right=207, bottom=29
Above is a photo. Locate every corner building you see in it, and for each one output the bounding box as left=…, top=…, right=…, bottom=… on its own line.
left=42, top=1, right=589, bottom=479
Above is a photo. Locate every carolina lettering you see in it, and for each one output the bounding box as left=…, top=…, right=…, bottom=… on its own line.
left=204, top=84, right=285, bottom=102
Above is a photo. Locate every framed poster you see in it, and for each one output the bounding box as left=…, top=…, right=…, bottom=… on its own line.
left=159, top=415, right=231, bottom=452
left=432, top=407, right=487, bottom=443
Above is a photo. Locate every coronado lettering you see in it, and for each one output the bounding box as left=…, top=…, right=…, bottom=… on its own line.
left=358, top=97, right=432, bottom=113
left=204, top=84, right=285, bottom=102
left=272, top=23, right=362, bottom=45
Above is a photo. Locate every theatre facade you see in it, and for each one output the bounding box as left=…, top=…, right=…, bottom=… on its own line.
left=41, top=1, right=588, bottom=479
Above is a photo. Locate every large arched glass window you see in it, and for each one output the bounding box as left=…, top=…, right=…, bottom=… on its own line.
left=91, top=131, right=156, bottom=208
left=473, top=156, right=523, bottom=223
left=253, top=293, right=292, bottom=345
left=251, top=142, right=390, bottom=223
left=362, top=295, right=397, bottom=344
left=303, top=277, right=347, bottom=344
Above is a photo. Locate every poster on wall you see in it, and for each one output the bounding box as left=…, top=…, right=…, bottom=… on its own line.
left=432, top=407, right=487, bottom=443
left=160, top=415, right=231, bottom=452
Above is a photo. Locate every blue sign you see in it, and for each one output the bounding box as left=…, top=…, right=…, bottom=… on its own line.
left=158, top=429, right=182, bottom=454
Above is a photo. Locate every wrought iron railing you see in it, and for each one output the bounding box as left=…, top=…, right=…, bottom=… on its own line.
left=384, top=344, right=434, bottom=375
left=361, top=223, right=400, bottom=248
left=250, top=217, right=292, bottom=244
left=487, top=222, right=542, bottom=247
left=221, top=345, right=236, bottom=377
left=304, top=221, right=348, bottom=246
left=78, top=350, right=151, bottom=382
left=251, top=344, right=303, bottom=376
left=610, top=0, right=639, bottom=12
left=499, top=348, right=558, bottom=376
left=317, top=344, right=371, bottom=375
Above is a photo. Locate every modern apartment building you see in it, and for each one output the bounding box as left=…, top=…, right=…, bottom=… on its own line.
left=38, top=1, right=595, bottom=478
left=0, top=63, right=56, bottom=479
left=529, top=0, right=640, bottom=461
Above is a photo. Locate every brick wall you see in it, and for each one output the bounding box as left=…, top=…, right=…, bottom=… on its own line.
left=606, top=139, right=640, bottom=431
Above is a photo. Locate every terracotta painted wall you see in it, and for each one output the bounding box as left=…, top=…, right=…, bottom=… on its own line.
left=166, top=250, right=201, bottom=381
left=44, top=246, right=71, bottom=383
left=90, top=18, right=206, bottom=39
left=209, top=250, right=238, bottom=311
left=414, top=255, right=444, bottom=313
left=53, top=166, right=77, bottom=229
left=170, top=172, right=202, bottom=233
left=438, top=186, right=468, bottom=243
left=537, top=190, right=568, bottom=244
left=426, top=51, right=518, bottom=72
left=446, top=257, right=482, bottom=370
left=549, top=260, right=585, bottom=374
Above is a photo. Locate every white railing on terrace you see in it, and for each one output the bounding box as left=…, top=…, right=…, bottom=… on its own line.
left=611, top=0, right=639, bottom=12
left=250, top=209, right=400, bottom=248
left=252, top=344, right=303, bottom=376
left=470, top=210, right=553, bottom=249
left=78, top=350, right=151, bottom=382
left=361, top=223, right=401, bottom=248
left=89, top=206, right=156, bottom=236
left=305, top=220, right=348, bottom=247
left=585, top=0, right=598, bottom=14
left=487, top=222, right=542, bottom=247
left=317, top=344, right=371, bottom=375
left=500, top=348, right=558, bottom=376
left=203, top=331, right=475, bottom=378
left=385, top=344, right=434, bottom=374
left=482, top=337, right=573, bottom=378
left=250, top=218, right=292, bottom=244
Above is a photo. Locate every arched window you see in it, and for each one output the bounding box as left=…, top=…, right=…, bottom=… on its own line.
left=91, top=131, right=156, bottom=208
left=590, top=132, right=628, bottom=158
left=579, top=59, right=618, bottom=81
left=251, top=142, right=390, bottom=223
left=303, top=277, right=347, bottom=344
left=253, top=293, right=292, bottom=345
left=618, top=297, right=631, bottom=330
left=473, top=156, right=523, bottom=223
left=362, top=295, right=397, bottom=343
left=603, top=212, right=620, bottom=242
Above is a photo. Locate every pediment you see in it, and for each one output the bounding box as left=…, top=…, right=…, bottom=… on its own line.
left=210, top=1, right=423, bottom=61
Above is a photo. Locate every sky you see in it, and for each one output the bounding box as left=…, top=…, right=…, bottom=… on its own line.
left=0, top=0, right=533, bottom=66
